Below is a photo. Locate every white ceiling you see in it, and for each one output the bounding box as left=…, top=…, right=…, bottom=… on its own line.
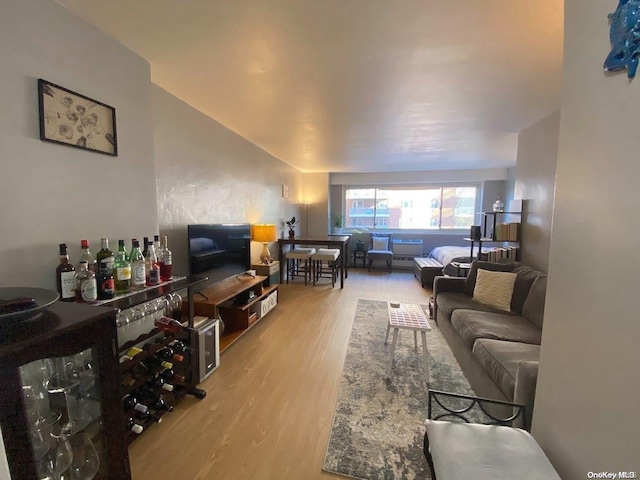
left=56, top=0, right=564, bottom=174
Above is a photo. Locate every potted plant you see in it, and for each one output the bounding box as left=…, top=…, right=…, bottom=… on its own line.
left=285, top=216, right=298, bottom=238
left=332, top=214, right=343, bottom=234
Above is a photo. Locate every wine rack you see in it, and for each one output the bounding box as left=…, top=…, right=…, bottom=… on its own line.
left=98, top=275, right=208, bottom=444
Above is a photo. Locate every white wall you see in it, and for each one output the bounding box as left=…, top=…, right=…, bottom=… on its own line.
left=152, top=84, right=304, bottom=272
left=514, top=111, right=560, bottom=272
left=0, top=0, right=158, bottom=290
left=0, top=0, right=159, bottom=475
left=533, top=2, right=640, bottom=478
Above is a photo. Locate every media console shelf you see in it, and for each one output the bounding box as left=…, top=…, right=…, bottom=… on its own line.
left=192, top=274, right=278, bottom=352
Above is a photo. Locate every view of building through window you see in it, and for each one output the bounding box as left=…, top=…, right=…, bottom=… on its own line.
left=344, top=186, right=477, bottom=230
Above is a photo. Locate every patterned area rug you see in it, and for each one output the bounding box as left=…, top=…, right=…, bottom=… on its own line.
left=322, top=299, right=476, bottom=480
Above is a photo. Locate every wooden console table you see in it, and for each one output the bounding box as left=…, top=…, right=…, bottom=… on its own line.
left=277, top=235, right=350, bottom=288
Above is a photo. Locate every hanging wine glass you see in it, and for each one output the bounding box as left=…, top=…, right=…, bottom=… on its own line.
left=64, top=432, right=100, bottom=480
left=169, top=293, right=183, bottom=321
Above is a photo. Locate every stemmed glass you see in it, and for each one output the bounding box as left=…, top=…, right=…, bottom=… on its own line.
left=64, top=432, right=100, bottom=480
left=44, top=358, right=92, bottom=435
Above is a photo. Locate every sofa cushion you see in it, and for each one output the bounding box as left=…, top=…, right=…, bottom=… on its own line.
left=510, top=265, right=543, bottom=314
left=436, top=292, right=506, bottom=320
left=451, top=309, right=543, bottom=348
left=522, top=275, right=548, bottom=329
left=472, top=269, right=517, bottom=312
left=463, top=261, right=516, bottom=296
left=472, top=339, right=540, bottom=400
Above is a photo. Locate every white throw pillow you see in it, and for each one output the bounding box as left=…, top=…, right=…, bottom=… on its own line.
left=372, top=237, right=389, bottom=250
left=473, top=269, right=517, bottom=312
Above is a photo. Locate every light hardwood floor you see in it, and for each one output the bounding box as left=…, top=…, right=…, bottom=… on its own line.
left=129, top=268, right=432, bottom=480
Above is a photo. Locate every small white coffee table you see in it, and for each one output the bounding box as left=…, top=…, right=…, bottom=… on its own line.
left=385, top=302, right=431, bottom=381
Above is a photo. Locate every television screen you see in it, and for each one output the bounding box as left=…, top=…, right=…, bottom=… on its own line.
left=187, top=224, right=251, bottom=285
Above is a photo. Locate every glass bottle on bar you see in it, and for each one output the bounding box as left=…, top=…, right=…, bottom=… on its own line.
left=79, top=239, right=96, bottom=273
left=130, top=239, right=146, bottom=291
left=56, top=243, right=76, bottom=302
left=142, top=236, right=150, bottom=259
left=113, top=240, right=132, bottom=294
left=76, top=260, right=97, bottom=303
left=159, top=235, right=173, bottom=282
left=96, top=237, right=114, bottom=276
left=145, top=240, right=161, bottom=286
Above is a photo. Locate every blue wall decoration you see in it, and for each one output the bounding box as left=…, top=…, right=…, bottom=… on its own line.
left=604, top=0, right=640, bottom=78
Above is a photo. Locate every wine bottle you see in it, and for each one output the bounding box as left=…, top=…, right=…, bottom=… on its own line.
left=145, top=240, right=161, bottom=286
left=113, top=240, right=132, bottom=294
left=56, top=243, right=76, bottom=302
left=159, top=368, right=187, bottom=386
left=123, top=394, right=148, bottom=414
left=130, top=239, right=146, bottom=290
left=159, top=235, right=173, bottom=282
left=155, top=316, right=186, bottom=334
left=76, top=260, right=97, bottom=303
left=135, top=410, right=162, bottom=424
left=170, top=339, right=193, bottom=354
left=127, top=238, right=137, bottom=263
left=147, top=375, right=174, bottom=392
left=79, top=239, right=97, bottom=273
left=141, top=355, right=173, bottom=371
left=150, top=395, right=174, bottom=412
left=96, top=238, right=114, bottom=274
left=156, top=347, right=184, bottom=363
left=126, top=417, right=143, bottom=435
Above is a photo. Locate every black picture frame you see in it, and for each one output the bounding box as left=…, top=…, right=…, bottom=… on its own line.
left=38, top=79, right=118, bottom=156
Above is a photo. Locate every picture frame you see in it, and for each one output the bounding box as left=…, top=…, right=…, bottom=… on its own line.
left=38, top=79, right=118, bottom=156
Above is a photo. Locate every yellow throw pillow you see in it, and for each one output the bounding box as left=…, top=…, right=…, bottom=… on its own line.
left=472, top=269, right=517, bottom=312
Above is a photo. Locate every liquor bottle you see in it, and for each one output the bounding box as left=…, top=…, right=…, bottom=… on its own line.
left=123, top=394, right=148, bottom=414
left=147, top=375, right=174, bottom=392
left=130, top=239, right=146, bottom=290
left=142, top=237, right=149, bottom=259
left=96, top=267, right=115, bottom=300
left=156, top=346, right=184, bottom=363
left=113, top=240, right=132, bottom=294
left=96, top=238, right=114, bottom=274
left=126, top=417, right=143, bottom=435
left=155, top=316, right=186, bottom=334
left=159, top=235, right=173, bottom=282
left=127, top=238, right=137, bottom=263
left=154, top=234, right=160, bottom=247
left=145, top=240, right=161, bottom=286
left=79, top=239, right=97, bottom=272
left=56, top=243, right=76, bottom=302
left=76, top=260, right=97, bottom=303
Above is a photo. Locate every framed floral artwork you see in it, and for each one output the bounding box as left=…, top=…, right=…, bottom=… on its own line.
left=38, top=79, right=118, bottom=156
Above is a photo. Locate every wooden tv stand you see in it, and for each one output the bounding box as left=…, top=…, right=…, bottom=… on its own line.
left=193, top=273, right=278, bottom=352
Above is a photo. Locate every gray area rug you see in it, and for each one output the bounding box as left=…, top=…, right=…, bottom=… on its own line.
left=322, top=299, right=476, bottom=480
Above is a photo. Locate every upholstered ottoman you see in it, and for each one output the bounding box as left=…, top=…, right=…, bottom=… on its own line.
left=413, top=257, right=443, bottom=287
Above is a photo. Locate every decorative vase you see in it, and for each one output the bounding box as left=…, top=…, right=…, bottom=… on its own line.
left=288, top=230, right=295, bottom=239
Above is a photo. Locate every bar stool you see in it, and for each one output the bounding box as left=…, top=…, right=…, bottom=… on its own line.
left=311, top=248, right=341, bottom=287
left=285, top=248, right=316, bottom=285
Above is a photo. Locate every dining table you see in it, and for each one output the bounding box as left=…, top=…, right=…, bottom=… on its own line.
left=277, top=235, right=350, bottom=288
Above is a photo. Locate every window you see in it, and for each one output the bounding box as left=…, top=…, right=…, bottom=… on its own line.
left=345, top=185, right=477, bottom=230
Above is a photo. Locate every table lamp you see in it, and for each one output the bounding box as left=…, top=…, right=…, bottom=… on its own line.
left=251, top=224, right=277, bottom=262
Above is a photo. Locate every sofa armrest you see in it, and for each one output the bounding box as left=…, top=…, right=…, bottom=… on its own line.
left=514, top=361, right=539, bottom=430
left=433, top=276, right=465, bottom=319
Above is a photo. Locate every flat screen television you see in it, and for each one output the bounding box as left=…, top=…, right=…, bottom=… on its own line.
left=187, top=224, right=252, bottom=285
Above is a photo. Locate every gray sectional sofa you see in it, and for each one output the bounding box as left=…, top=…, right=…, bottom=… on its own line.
left=433, top=260, right=547, bottom=427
